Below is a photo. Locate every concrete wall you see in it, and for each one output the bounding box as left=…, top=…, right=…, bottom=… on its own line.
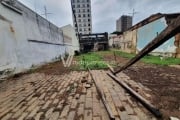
left=123, top=30, right=137, bottom=53
left=0, top=1, right=66, bottom=76
left=137, top=17, right=176, bottom=57
left=109, top=30, right=137, bottom=54
left=60, top=24, right=80, bottom=54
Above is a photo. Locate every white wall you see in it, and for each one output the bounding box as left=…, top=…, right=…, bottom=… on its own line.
left=60, top=24, right=80, bottom=54
left=0, top=1, right=66, bottom=75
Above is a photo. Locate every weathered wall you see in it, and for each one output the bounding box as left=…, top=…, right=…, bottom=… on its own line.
left=122, top=30, right=137, bottom=53
left=60, top=24, right=80, bottom=54
left=0, top=1, right=66, bottom=75
left=137, top=17, right=176, bottom=57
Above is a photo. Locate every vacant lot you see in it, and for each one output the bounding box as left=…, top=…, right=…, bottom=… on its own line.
left=76, top=50, right=180, bottom=119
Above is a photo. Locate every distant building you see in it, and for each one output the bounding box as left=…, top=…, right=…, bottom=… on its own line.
left=71, top=0, right=92, bottom=35
left=116, top=15, right=132, bottom=32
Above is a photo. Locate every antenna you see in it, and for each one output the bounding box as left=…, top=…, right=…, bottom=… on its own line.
left=128, top=9, right=139, bottom=24
left=41, top=6, right=53, bottom=20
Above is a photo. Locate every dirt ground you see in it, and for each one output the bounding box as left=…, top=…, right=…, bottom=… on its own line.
left=102, top=53, right=180, bottom=119
left=0, top=53, right=179, bottom=119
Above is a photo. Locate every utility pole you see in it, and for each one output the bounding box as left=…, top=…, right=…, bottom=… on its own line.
left=41, top=6, right=53, bottom=20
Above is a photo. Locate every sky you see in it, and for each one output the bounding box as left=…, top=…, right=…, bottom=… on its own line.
left=18, top=0, right=180, bottom=33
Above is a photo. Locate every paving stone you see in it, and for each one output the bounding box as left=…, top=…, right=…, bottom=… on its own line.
left=85, top=97, right=92, bottom=109
left=71, top=99, right=78, bottom=110
left=26, top=106, right=40, bottom=120
left=1, top=113, right=13, bottom=120
left=77, top=104, right=84, bottom=118
left=12, top=106, right=27, bottom=119
left=84, top=110, right=92, bottom=120
left=60, top=105, right=70, bottom=118
left=34, top=112, right=44, bottom=120
left=41, top=100, right=52, bottom=111
left=17, top=112, right=28, bottom=120
left=45, top=107, right=54, bottom=119
left=79, top=95, right=85, bottom=103
left=93, top=116, right=101, bottom=120
left=49, top=112, right=60, bottom=120
left=67, top=111, right=76, bottom=120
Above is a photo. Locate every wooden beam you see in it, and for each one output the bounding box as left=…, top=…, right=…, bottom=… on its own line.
left=88, top=68, right=115, bottom=120
left=107, top=72, right=162, bottom=118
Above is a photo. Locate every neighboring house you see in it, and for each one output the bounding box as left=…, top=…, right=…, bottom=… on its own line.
left=117, top=13, right=180, bottom=58
left=60, top=24, right=80, bottom=54
left=109, top=34, right=122, bottom=48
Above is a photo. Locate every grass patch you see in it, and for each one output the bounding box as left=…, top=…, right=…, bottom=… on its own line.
left=75, top=52, right=108, bottom=70
left=142, top=55, right=180, bottom=65
left=112, top=50, right=180, bottom=66
left=73, top=50, right=180, bottom=70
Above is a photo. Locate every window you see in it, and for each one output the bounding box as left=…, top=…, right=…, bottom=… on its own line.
left=89, top=28, right=91, bottom=31
left=79, top=24, right=82, bottom=27
left=78, top=19, right=81, bottom=22
left=77, top=4, right=80, bottom=8
left=79, top=28, right=82, bottom=31
left=78, top=14, right=81, bottom=17
left=77, top=0, right=80, bottom=2
left=87, top=9, right=90, bottom=12
left=88, top=24, right=90, bottom=26
left=88, top=14, right=90, bottom=17
left=72, top=0, right=75, bottom=3
left=87, top=0, right=89, bottom=2
left=84, top=24, right=86, bottom=27
left=72, top=5, right=75, bottom=8
left=88, top=19, right=90, bottom=22
left=83, top=9, right=85, bottom=12
left=83, top=4, right=85, bottom=7
left=87, top=4, right=90, bottom=7
left=83, top=14, right=86, bottom=17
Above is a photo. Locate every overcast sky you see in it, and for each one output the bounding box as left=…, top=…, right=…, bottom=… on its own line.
left=18, top=0, right=180, bottom=33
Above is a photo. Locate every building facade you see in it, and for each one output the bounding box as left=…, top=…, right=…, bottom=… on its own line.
left=71, top=0, right=92, bottom=35
left=116, top=15, right=132, bottom=32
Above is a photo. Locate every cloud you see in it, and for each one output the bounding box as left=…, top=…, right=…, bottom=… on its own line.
left=18, top=0, right=180, bottom=33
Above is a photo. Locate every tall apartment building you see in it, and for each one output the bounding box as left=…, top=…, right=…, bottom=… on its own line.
left=116, top=15, right=132, bottom=32
left=71, top=0, right=92, bottom=35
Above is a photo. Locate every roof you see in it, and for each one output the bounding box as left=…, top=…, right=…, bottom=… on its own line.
left=128, top=13, right=180, bottom=31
